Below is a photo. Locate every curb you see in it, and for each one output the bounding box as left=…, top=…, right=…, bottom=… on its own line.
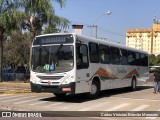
left=0, top=91, right=31, bottom=94
left=0, top=82, right=31, bottom=94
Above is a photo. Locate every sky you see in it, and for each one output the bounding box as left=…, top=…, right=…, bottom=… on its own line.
left=54, top=0, right=160, bottom=44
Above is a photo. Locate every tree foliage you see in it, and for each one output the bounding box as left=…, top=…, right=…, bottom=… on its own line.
left=20, top=0, right=70, bottom=37
left=148, top=54, right=160, bottom=66
left=3, top=31, right=30, bottom=68
left=0, top=0, right=70, bottom=81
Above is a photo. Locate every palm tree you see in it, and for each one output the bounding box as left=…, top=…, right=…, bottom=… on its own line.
left=20, top=0, right=70, bottom=40
left=20, top=0, right=70, bottom=69
left=0, top=0, right=24, bottom=82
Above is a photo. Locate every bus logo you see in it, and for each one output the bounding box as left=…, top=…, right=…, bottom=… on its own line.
left=48, top=81, right=51, bottom=85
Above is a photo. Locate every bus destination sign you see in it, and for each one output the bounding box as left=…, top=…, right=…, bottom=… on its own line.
left=33, top=35, right=73, bottom=45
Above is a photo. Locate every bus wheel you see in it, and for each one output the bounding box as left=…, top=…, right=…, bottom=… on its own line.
left=53, top=93, right=66, bottom=98
left=131, top=77, right=137, bottom=91
left=87, top=80, right=100, bottom=98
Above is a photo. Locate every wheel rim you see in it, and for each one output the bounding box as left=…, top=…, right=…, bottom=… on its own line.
left=90, top=83, right=97, bottom=95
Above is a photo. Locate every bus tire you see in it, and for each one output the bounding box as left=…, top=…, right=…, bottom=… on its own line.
left=87, top=80, right=100, bottom=98
left=53, top=93, right=66, bottom=98
left=131, top=77, right=137, bottom=91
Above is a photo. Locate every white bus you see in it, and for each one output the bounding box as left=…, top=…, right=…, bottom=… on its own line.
left=30, top=33, right=149, bottom=98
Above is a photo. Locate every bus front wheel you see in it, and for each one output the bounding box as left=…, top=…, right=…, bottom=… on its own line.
left=87, top=80, right=100, bottom=98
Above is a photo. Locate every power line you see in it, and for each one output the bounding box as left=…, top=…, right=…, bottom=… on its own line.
left=70, top=20, right=126, bottom=41
left=98, top=27, right=126, bottom=37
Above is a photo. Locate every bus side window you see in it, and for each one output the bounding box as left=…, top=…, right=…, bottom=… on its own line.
left=110, top=46, right=120, bottom=65
left=76, top=43, right=89, bottom=69
left=127, top=51, right=135, bottom=65
left=89, top=42, right=99, bottom=63
left=140, top=53, right=148, bottom=66
left=99, top=44, right=110, bottom=64
left=120, top=49, right=128, bottom=65
left=135, top=52, right=141, bottom=66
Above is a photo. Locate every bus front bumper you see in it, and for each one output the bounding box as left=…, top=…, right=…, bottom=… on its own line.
left=30, top=82, right=75, bottom=94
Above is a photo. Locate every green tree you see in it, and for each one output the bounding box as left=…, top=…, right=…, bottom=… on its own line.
left=0, top=0, right=24, bottom=81
left=0, top=0, right=70, bottom=82
left=3, top=31, right=30, bottom=72
left=20, top=0, right=70, bottom=39
left=20, top=0, right=70, bottom=68
left=155, top=54, right=160, bottom=65
left=148, top=54, right=156, bottom=66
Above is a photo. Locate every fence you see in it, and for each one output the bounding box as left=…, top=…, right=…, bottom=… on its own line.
left=2, top=73, right=29, bottom=81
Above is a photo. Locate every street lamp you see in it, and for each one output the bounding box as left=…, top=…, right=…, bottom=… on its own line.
left=89, top=11, right=112, bottom=38
left=93, top=11, right=112, bottom=24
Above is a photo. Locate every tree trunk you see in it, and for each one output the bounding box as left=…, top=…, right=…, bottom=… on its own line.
left=29, top=29, right=36, bottom=70
left=0, top=27, right=4, bottom=82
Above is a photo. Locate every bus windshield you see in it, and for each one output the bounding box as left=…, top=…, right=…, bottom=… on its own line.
left=32, top=45, right=74, bottom=73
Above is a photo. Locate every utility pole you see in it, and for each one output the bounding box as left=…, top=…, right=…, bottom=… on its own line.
left=88, top=11, right=112, bottom=38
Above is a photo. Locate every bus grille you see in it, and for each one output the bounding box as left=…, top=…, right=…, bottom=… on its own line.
left=37, top=76, right=64, bottom=80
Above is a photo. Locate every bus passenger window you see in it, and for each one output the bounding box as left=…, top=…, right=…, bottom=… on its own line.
left=89, top=42, right=99, bottom=63
left=135, top=52, right=141, bottom=66
left=140, top=53, right=148, bottom=66
left=110, top=47, right=120, bottom=65
left=120, top=49, right=128, bottom=65
left=127, top=51, right=135, bottom=65
left=76, top=44, right=89, bottom=69
left=99, top=44, right=110, bottom=64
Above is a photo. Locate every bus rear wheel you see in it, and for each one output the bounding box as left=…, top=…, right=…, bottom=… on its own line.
left=53, top=93, right=66, bottom=98
left=87, top=80, right=100, bottom=98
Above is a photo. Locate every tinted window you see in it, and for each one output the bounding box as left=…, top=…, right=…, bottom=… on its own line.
left=76, top=44, right=89, bottom=69
left=110, top=47, right=120, bottom=64
left=89, top=42, right=99, bottom=63
left=120, top=49, right=128, bottom=65
left=135, top=52, right=141, bottom=66
left=127, top=51, right=135, bottom=65
left=99, top=44, right=110, bottom=64
left=140, top=53, right=148, bottom=66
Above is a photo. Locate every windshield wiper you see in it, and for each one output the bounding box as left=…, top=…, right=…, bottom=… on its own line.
left=55, top=44, right=63, bottom=55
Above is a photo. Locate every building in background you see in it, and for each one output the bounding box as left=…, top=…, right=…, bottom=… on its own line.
left=72, top=24, right=83, bottom=35
left=126, top=23, right=160, bottom=56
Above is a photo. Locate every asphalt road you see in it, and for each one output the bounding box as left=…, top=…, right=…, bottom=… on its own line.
left=0, top=73, right=157, bottom=120
left=0, top=81, right=158, bottom=120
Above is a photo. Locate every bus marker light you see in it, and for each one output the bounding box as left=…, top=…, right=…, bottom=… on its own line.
left=62, top=88, right=71, bottom=91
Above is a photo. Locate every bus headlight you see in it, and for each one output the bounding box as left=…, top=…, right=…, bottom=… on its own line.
left=30, top=73, right=40, bottom=84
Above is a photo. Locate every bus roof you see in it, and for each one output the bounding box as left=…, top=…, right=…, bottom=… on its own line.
left=75, top=34, right=148, bottom=54
left=35, top=33, right=148, bottom=54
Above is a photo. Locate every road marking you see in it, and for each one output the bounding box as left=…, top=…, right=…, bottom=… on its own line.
left=61, top=103, right=80, bottom=110
left=13, top=96, right=51, bottom=104
left=14, top=98, right=41, bottom=104
left=0, top=95, right=24, bottom=100
left=29, top=101, right=48, bottom=106
left=130, top=104, right=150, bottom=111
left=0, top=94, right=10, bottom=97
left=2, top=96, right=35, bottom=102
left=43, top=102, right=63, bottom=108
left=110, top=97, right=159, bottom=102
left=104, top=103, right=129, bottom=111
left=78, top=102, right=111, bottom=111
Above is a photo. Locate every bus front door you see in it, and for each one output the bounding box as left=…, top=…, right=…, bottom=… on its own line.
left=75, top=44, right=90, bottom=94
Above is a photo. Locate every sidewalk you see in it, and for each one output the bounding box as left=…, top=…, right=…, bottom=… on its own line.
left=0, top=82, right=31, bottom=94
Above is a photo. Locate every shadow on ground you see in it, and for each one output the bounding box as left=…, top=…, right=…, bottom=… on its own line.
left=40, top=85, right=153, bottom=103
